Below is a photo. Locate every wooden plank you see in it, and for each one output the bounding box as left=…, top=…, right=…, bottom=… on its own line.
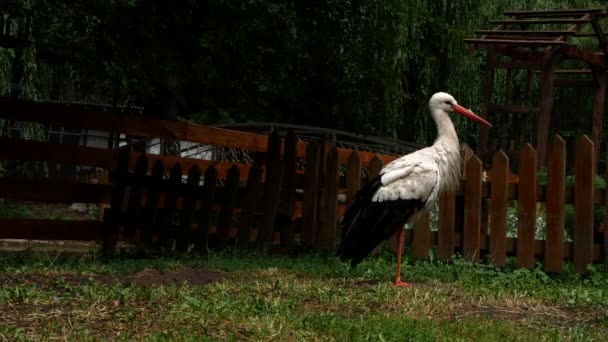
left=517, top=144, right=537, bottom=269
left=256, top=159, right=284, bottom=253
left=489, top=150, right=509, bottom=267
left=0, top=219, right=103, bottom=241
left=176, top=165, right=201, bottom=251
left=465, top=38, right=566, bottom=46
left=490, top=19, right=590, bottom=24
left=345, top=151, right=362, bottom=210
left=475, top=30, right=576, bottom=36
left=463, top=156, right=482, bottom=262
left=574, top=136, right=594, bottom=274
left=302, top=142, right=321, bottom=249
left=278, top=130, right=298, bottom=248
left=0, top=137, right=114, bottom=168
left=478, top=50, right=495, bottom=159
left=592, top=69, right=606, bottom=174
left=159, top=163, right=182, bottom=249
left=140, top=160, right=164, bottom=248
left=437, top=190, right=456, bottom=261
left=102, top=147, right=130, bottom=258
left=545, top=135, right=566, bottom=273
left=536, top=57, right=558, bottom=166
left=320, top=146, right=340, bottom=249
left=0, top=178, right=112, bottom=203
left=503, top=8, right=603, bottom=16
left=196, top=166, right=218, bottom=252
left=237, top=158, right=263, bottom=250
left=216, top=164, right=240, bottom=244
left=124, top=154, right=148, bottom=237
left=367, top=155, right=384, bottom=254
left=413, top=211, right=431, bottom=260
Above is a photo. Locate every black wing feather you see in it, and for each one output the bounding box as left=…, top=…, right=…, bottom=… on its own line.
left=336, top=174, right=425, bottom=267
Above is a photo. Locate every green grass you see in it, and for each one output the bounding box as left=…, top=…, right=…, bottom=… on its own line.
left=0, top=250, right=607, bottom=341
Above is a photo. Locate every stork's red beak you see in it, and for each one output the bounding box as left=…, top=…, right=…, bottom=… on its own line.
left=454, top=104, right=492, bottom=127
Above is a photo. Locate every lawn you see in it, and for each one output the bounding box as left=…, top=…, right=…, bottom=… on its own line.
left=0, top=249, right=607, bottom=341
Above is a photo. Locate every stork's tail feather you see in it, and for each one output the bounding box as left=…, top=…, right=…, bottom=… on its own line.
left=336, top=175, right=423, bottom=268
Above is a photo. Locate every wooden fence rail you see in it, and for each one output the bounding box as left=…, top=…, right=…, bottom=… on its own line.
left=0, top=99, right=607, bottom=273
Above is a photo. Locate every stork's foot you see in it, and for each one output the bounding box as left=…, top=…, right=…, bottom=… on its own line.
left=394, top=279, right=411, bottom=287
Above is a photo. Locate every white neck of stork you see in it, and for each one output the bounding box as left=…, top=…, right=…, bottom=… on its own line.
left=427, top=92, right=492, bottom=192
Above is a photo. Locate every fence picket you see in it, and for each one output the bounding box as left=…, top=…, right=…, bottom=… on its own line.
left=367, top=155, right=384, bottom=254
left=237, top=158, right=263, bottom=250
left=320, top=146, right=340, bottom=249
left=517, top=144, right=537, bottom=270
left=489, top=150, right=509, bottom=267
left=125, top=154, right=148, bottom=237
left=438, top=190, right=456, bottom=261
left=463, top=155, right=482, bottom=262
left=345, top=151, right=362, bottom=210
left=102, top=147, right=130, bottom=257
left=258, top=130, right=285, bottom=253
left=545, top=135, right=566, bottom=273
left=413, top=211, right=431, bottom=260
left=176, top=165, right=201, bottom=251
left=197, top=166, right=218, bottom=252
left=140, top=160, right=164, bottom=248
left=217, top=164, right=240, bottom=244
left=159, top=163, right=182, bottom=249
left=302, top=142, right=321, bottom=249
left=574, top=135, right=594, bottom=274
left=278, top=130, right=298, bottom=248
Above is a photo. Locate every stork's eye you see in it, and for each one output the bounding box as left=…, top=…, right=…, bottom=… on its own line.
left=444, top=101, right=451, bottom=105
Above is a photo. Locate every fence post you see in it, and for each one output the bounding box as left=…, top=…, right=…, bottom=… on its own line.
left=197, top=165, right=218, bottom=253
left=545, top=135, right=566, bottom=273
left=574, top=135, right=594, bottom=274
left=257, top=130, right=284, bottom=254
left=177, top=165, right=201, bottom=252
left=489, top=150, right=509, bottom=267
left=139, top=159, right=164, bottom=251
left=463, top=155, right=482, bottom=262
left=319, top=146, right=339, bottom=249
left=217, top=164, right=240, bottom=245
left=159, top=163, right=182, bottom=250
left=277, top=130, right=298, bottom=249
left=302, top=142, right=321, bottom=250
left=367, top=155, right=384, bottom=254
left=413, top=210, right=431, bottom=260
left=237, top=157, right=263, bottom=251
left=102, top=147, right=130, bottom=258
left=517, top=144, right=537, bottom=270
left=437, top=190, right=456, bottom=261
left=125, top=154, right=148, bottom=238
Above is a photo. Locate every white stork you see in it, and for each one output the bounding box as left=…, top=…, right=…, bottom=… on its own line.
left=336, top=92, right=492, bottom=287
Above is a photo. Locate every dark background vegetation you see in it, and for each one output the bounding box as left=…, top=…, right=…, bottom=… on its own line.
left=1, top=0, right=607, bottom=149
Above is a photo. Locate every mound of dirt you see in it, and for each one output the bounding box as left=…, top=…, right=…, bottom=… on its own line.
left=0, top=267, right=225, bottom=288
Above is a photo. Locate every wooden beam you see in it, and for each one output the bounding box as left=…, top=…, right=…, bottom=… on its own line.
left=592, top=68, right=607, bottom=175
left=489, top=59, right=542, bottom=70
left=503, top=8, right=604, bottom=16
left=475, top=30, right=576, bottom=36
left=491, top=19, right=591, bottom=24
left=465, top=39, right=566, bottom=46
left=478, top=49, right=496, bottom=158
left=553, top=79, right=596, bottom=87
left=0, top=178, right=112, bottom=204
left=559, top=44, right=608, bottom=69
left=590, top=15, right=608, bottom=63
left=536, top=57, right=559, bottom=166
left=0, top=219, right=103, bottom=241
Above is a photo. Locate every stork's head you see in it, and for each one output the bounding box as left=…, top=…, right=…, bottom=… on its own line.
left=429, top=92, right=492, bottom=127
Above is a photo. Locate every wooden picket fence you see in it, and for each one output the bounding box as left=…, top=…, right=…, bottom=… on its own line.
left=0, top=96, right=607, bottom=273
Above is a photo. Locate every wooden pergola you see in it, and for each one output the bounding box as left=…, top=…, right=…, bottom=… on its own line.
left=465, top=8, right=608, bottom=169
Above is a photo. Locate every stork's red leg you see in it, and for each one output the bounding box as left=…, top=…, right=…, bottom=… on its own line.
left=394, top=226, right=411, bottom=287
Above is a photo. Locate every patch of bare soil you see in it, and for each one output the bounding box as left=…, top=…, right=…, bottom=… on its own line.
left=0, top=267, right=225, bottom=288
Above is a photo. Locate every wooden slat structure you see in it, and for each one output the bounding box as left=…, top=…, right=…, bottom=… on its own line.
left=466, top=8, right=608, bottom=169
left=1, top=97, right=608, bottom=274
